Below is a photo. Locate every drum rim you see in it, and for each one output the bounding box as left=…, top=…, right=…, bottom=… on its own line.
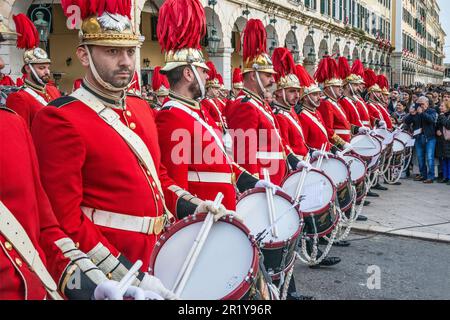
left=350, top=133, right=383, bottom=160
left=148, top=213, right=260, bottom=300
left=304, top=208, right=341, bottom=238
left=310, top=154, right=351, bottom=191
left=236, top=187, right=304, bottom=249
left=281, top=168, right=337, bottom=216
left=342, top=154, right=368, bottom=185
left=392, top=138, right=406, bottom=153
left=268, top=256, right=296, bottom=281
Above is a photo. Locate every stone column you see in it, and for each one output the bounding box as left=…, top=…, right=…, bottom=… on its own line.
left=208, top=47, right=234, bottom=89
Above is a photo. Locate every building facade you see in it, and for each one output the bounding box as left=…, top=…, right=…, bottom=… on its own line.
left=0, top=0, right=445, bottom=92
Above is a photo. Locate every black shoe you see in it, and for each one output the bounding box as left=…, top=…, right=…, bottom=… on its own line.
left=287, top=292, right=315, bottom=300
left=332, top=240, right=351, bottom=247
left=366, top=191, right=379, bottom=197
left=363, top=200, right=371, bottom=206
left=373, top=184, right=388, bottom=191
left=309, top=257, right=341, bottom=268
left=356, top=215, right=368, bottom=221
left=438, top=178, right=448, bottom=183
left=391, top=182, right=402, bottom=185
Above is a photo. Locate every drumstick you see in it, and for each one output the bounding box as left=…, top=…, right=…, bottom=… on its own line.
left=294, top=154, right=310, bottom=205
left=117, top=260, right=143, bottom=297
left=172, top=193, right=224, bottom=297
left=263, top=169, right=278, bottom=238
left=316, top=144, right=327, bottom=169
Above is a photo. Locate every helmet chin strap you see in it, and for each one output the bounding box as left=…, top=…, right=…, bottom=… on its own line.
left=282, top=89, right=290, bottom=107
left=349, top=83, right=357, bottom=96
left=329, top=86, right=338, bottom=100
left=190, top=64, right=205, bottom=100
left=85, top=45, right=130, bottom=93
left=307, top=94, right=320, bottom=108
left=28, top=64, right=45, bottom=86
left=254, top=71, right=266, bottom=98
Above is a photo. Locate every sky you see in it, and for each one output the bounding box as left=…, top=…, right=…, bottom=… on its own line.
left=437, top=0, right=450, bottom=63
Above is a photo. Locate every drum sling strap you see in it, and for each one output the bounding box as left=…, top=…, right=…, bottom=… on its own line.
left=0, top=201, right=63, bottom=300
left=71, top=88, right=175, bottom=222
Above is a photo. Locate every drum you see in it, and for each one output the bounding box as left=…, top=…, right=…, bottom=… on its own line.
left=350, top=134, right=383, bottom=163
left=281, top=168, right=339, bottom=238
left=236, top=188, right=303, bottom=280
left=149, top=214, right=261, bottom=300
left=342, top=154, right=367, bottom=202
left=395, top=130, right=414, bottom=149
left=391, top=138, right=406, bottom=167
left=310, top=155, right=353, bottom=212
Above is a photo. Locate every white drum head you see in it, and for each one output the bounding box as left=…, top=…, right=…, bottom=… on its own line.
left=312, top=157, right=348, bottom=186
left=153, top=221, right=254, bottom=300
left=282, top=170, right=334, bottom=213
left=351, top=135, right=382, bottom=157
left=368, top=154, right=381, bottom=169
left=395, top=131, right=413, bottom=147
left=343, top=155, right=366, bottom=182
left=237, top=192, right=300, bottom=243
left=393, top=139, right=405, bottom=153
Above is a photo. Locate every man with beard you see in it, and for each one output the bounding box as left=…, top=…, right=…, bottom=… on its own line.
left=226, top=19, right=288, bottom=185
left=31, top=0, right=179, bottom=299
left=6, top=14, right=60, bottom=128
left=156, top=0, right=277, bottom=217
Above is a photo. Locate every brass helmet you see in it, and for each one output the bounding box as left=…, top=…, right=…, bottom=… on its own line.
left=272, top=47, right=301, bottom=90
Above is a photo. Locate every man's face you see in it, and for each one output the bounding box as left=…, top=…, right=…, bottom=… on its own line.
left=264, top=90, right=274, bottom=104
left=207, top=86, right=219, bottom=98
left=188, top=66, right=208, bottom=100
left=305, top=91, right=321, bottom=107
left=90, top=46, right=136, bottom=88
left=391, top=91, right=399, bottom=100
left=443, top=94, right=450, bottom=102
left=278, top=88, right=300, bottom=106
left=29, top=63, right=51, bottom=83
left=432, top=92, right=439, bottom=101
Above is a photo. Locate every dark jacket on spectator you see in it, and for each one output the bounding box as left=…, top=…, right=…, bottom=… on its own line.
left=420, top=107, right=438, bottom=139
left=437, top=111, right=450, bottom=158
left=403, top=113, right=421, bottom=136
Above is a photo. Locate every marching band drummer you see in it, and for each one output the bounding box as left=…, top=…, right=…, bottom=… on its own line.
left=30, top=0, right=212, bottom=299
left=155, top=0, right=279, bottom=217
left=150, top=66, right=170, bottom=111
left=6, top=14, right=61, bottom=129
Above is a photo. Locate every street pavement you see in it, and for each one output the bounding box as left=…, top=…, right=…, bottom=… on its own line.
left=292, top=177, right=450, bottom=299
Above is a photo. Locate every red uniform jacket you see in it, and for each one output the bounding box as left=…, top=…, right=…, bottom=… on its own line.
left=0, top=109, right=73, bottom=299
left=339, top=96, right=364, bottom=127
left=201, top=98, right=228, bottom=132
left=273, top=105, right=309, bottom=157
left=6, top=80, right=61, bottom=129
left=318, top=97, right=352, bottom=142
left=226, top=89, right=287, bottom=185
left=366, top=101, right=385, bottom=127
left=375, top=102, right=394, bottom=130
left=157, top=93, right=258, bottom=212
left=353, top=96, right=372, bottom=128
left=297, top=107, right=333, bottom=151
left=31, top=87, right=178, bottom=272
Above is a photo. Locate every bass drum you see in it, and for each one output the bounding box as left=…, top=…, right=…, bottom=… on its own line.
left=236, top=188, right=303, bottom=281
left=149, top=214, right=262, bottom=300
left=281, top=168, right=339, bottom=238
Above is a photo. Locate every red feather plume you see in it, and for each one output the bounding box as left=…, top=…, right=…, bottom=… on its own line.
left=243, top=19, right=267, bottom=62
left=61, top=0, right=131, bottom=19
left=232, top=68, right=243, bottom=84
left=295, top=64, right=315, bottom=87
left=351, top=59, right=365, bottom=77
left=206, top=61, right=218, bottom=82
left=13, top=14, right=40, bottom=50
left=272, top=47, right=296, bottom=83
left=338, top=56, right=351, bottom=80
left=315, top=55, right=338, bottom=84
left=377, top=74, right=389, bottom=90
left=217, top=73, right=224, bottom=86
left=363, top=69, right=378, bottom=88
left=152, top=66, right=170, bottom=91
left=157, top=0, right=206, bottom=52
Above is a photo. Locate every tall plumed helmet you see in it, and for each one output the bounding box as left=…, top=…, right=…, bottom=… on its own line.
left=216, top=73, right=225, bottom=90
left=242, top=19, right=276, bottom=74
left=152, top=66, right=170, bottom=97
left=13, top=13, right=51, bottom=66
left=377, top=74, right=390, bottom=95
left=157, top=0, right=208, bottom=73
left=205, top=61, right=221, bottom=89
left=349, top=59, right=366, bottom=84
left=232, top=68, right=244, bottom=89
left=61, top=0, right=140, bottom=47
left=315, top=55, right=342, bottom=87
left=295, top=64, right=321, bottom=99
left=271, top=47, right=300, bottom=90
left=364, top=69, right=382, bottom=93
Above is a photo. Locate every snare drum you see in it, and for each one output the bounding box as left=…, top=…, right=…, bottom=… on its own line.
left=350, top=134, right=383, bottom=164
left=149, top=214, right=261, bottom=300
left=391, top=138, right=406, bottom=167
left=342, top=154, right=367, bottom=202
left=311, top=155, right=353, bottom=212
left=281, top=168, right=339, bottom=238
left=236, top=189, right=303, bottom=280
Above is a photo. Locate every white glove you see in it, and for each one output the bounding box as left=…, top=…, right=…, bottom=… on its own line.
left=94, top=280, right=145, bottom=300
left=296, top=160, right=313, bottom=171
left=311, top=150, right=330, bottom=159
left=194, top=201, right=230, bottom=222
left=255, top=179, right=283, bottom=195
left=140, top=274, right=178, bottom=300
left=378, top=120, right=387, bottom=129
left=358, top=126, right=370, bottom=134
